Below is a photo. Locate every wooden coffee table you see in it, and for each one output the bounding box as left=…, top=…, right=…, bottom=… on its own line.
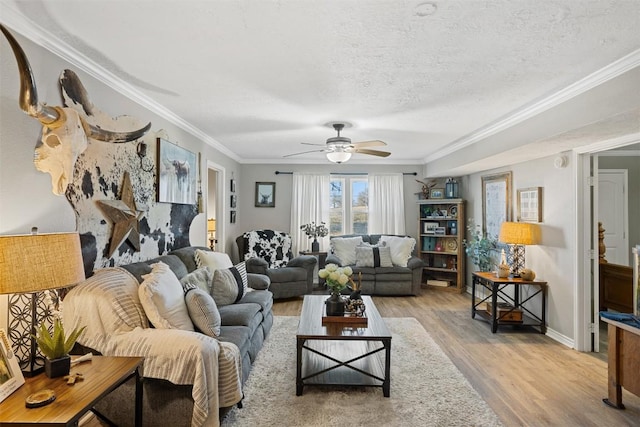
left=296, top=295, right=392, bottom=397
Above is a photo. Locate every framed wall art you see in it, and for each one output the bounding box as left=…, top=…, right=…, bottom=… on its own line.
left=430, top=188, right=444, bottom=199
left=230, top=210, right=237, bottom=224
left=230, top=194, right=237, bottom=209
left=517, top=187, right=542, bottom=222
left=482, top=171, right=512, bottom=239
left=255, top=182, right=275, bottom=207
left=0, top=328, right=25, bottom=403
left=157, top=138, right=197, bottom=204
left=230, top=178, right=236, bottom=193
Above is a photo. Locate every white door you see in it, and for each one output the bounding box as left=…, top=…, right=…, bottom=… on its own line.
left=598, top=169, right=629, bottom=265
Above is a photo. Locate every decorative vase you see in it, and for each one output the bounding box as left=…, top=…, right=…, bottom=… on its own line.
left=311, top=238, right=320, bottom=253
left=497, top=264, right=510, bottom=278
left=45, top=355, right=71, bottom=378
left=349, top=289, right=362, bottom=300
left=325, top=293, right=345, bottom=316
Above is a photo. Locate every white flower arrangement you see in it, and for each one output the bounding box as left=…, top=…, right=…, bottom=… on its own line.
left=318, top=263, right=353, bottom=294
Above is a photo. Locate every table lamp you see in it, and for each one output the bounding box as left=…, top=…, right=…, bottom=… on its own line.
left=0, top=229, right=85, bottom=376
left=498, top=222, right=541, bottom=277
left=207, top=218, right=216, bottom=250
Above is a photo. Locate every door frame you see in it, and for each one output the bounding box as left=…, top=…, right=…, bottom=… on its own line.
left=207, top=160, right=226, bottom=252
left=574, top=133, right=640, bottom=351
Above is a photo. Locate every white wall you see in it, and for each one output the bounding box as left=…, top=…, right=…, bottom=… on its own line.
left=464, top=155, right=576, bottom=340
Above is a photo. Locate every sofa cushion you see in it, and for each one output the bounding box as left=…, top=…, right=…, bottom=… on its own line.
left=211, top=262, right=248, bottom=306
left=379, top=235, right=416, bottom=267
left=179, top=267, right=212, bottom=293
left=218, top=302, right=262, bottom=328
left=331, top=236, right=363, bottom=265
left=184, top=287, right=221, bottom=337
left=195, top=250, right=233, bottom=275
left=237, top=290, right=274, bottom=313
left=138, top=262, right=194, bottom=330
left=218, top=325, right=252, bottom=357
left=355, top=244, right=393, bottom=268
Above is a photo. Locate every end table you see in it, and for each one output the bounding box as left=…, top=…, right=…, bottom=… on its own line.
left=0, top=356, right=144, bottom=426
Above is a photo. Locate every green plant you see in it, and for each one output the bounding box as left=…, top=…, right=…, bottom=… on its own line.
left=35, top=318, right=85, bottom=360
left=318, top=263, right=352, bottom=294
left=462, top=219, right=498, bottom=272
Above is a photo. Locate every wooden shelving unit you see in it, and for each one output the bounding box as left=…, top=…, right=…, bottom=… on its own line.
left=418, top=199, right=465, bottom=293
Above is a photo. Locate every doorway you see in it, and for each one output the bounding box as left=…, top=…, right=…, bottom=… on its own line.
left=207, top=161, right=226, bottom=252
left=575, top=139, right=639, bottom=355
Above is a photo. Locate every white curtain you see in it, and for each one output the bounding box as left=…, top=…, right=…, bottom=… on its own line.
left=368, top=173, right=405, bottom=235
left=291, top=173, right=331, bottom=254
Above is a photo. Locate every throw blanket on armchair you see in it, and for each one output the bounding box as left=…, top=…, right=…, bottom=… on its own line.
left=63, top=267, right=242, bottom=427
left=243, top=230, right=293, bottom=268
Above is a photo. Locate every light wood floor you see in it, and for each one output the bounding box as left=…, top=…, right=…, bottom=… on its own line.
left=274, top=289, right=640, bottom=427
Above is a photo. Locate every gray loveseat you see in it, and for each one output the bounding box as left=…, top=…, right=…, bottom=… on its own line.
left=327, top=234, right=424, bottom=296
left=64, top=246, right=273, bottom=426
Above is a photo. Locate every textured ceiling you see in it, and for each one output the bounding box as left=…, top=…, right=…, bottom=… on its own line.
left=2, top=0, right=639, bottom=169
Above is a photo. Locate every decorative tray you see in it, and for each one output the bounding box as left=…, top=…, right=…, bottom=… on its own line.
left=322, top=308, right=368, bottom=327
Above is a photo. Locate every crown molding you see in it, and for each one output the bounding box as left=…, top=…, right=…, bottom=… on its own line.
left=424, top=49, right=640, bottom=163
left=573, top=133, right=640, bottom=154
left=1, top=8, right=240, bottom=162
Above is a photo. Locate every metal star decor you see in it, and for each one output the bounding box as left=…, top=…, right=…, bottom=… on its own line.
left=97, top=172, right=145, bottom=257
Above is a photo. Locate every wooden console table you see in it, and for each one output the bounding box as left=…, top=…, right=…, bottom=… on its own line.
left=0, top=356, right=143, bottom=426
left=601, top=317, right=640, bottom=409
left=472, top=271, right=547, bottom=333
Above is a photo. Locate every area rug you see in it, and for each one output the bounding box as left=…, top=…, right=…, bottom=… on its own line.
left=222, top=316, right=502, bottom=426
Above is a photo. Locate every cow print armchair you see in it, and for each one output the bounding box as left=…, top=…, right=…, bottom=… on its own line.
left=236, top=230, right=317, bottom=299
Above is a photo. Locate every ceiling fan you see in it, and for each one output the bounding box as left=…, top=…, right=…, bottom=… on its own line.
left=284, top=123, right=391, bottom=163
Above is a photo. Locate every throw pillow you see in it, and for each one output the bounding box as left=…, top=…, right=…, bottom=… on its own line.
left=355, top=245, right=394, bottom=268
left=179, top=267, right=213, bottom=293
left=184, top=287, right=221, bottom=337
left=379, top=235, right=416, bottom=267
left=195, top=250, right=233, bottom=275
left=211, top=261, right=248, bottom=306
left=138, top=262, right=194, bottom=331
left=330, top=236, right=363, bottom=266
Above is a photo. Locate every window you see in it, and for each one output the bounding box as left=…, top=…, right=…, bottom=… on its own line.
left=329, top=176, right=368, bottom=235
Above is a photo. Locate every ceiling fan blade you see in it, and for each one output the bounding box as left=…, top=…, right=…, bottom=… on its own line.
left=353, top=139, right=386, bottom=148
left=353, top=148, right=391, bottom=157
left=283, top=148, right=327, bottom=158
left=301, top=142, right=327, bottom=147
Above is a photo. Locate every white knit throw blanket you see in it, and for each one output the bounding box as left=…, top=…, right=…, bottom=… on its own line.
left=63, top=267, right=242, bottom=427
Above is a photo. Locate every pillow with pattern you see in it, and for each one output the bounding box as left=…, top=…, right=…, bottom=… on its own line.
left=179, top=267, right=212, bottom=293
left=195, top=250, right=233, bottom=276
left=211, top=261, right=248, bottom=306
left=184, top=286, right=221, bottom=337
left=355, top=244, right=393, bottom=268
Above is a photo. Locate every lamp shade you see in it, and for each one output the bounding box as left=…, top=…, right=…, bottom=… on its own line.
left=0, top=232, right=85, bottom=294
left=207, top=218, right=216, bottom=233
left=326, top=151, right=352, bottom=164
left=498, top=222, right=541, bottom=245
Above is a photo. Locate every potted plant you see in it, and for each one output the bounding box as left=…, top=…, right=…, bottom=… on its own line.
left=300, top=221, right=329, bottom=252
left=35, top=318, right=86, bottom=378
left=318, top=263, right=352, bottom=316
left=462, top=219, right=498, bottom=272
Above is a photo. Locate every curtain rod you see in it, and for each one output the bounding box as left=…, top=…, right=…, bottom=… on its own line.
left=275, top=171, right=417, bottom=176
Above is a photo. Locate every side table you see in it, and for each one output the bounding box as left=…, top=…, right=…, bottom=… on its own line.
left=471, top=271, right=547, bottom=333
left=300, top=250, right=328, bottom=288
left=0, top=356, right=144, bottom=426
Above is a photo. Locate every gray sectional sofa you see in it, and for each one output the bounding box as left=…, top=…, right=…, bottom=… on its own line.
left=65, top=246, right=273, bottom=426
left=327, top=234, right=424, bottom=296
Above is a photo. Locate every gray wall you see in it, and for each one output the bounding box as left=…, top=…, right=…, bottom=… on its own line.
left=232, top=163, right=423, bottom=260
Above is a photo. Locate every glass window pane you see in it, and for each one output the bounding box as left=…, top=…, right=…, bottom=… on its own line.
left=352, top=179, right=368, bottom=234
left=330, top=179, right=344, bottom=235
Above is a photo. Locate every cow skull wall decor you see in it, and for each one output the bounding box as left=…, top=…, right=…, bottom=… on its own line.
left=1, top=24, right=151, bottom=195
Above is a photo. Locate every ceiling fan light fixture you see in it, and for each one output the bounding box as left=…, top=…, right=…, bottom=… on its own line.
left=326, top=151, right=352, bottom=163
